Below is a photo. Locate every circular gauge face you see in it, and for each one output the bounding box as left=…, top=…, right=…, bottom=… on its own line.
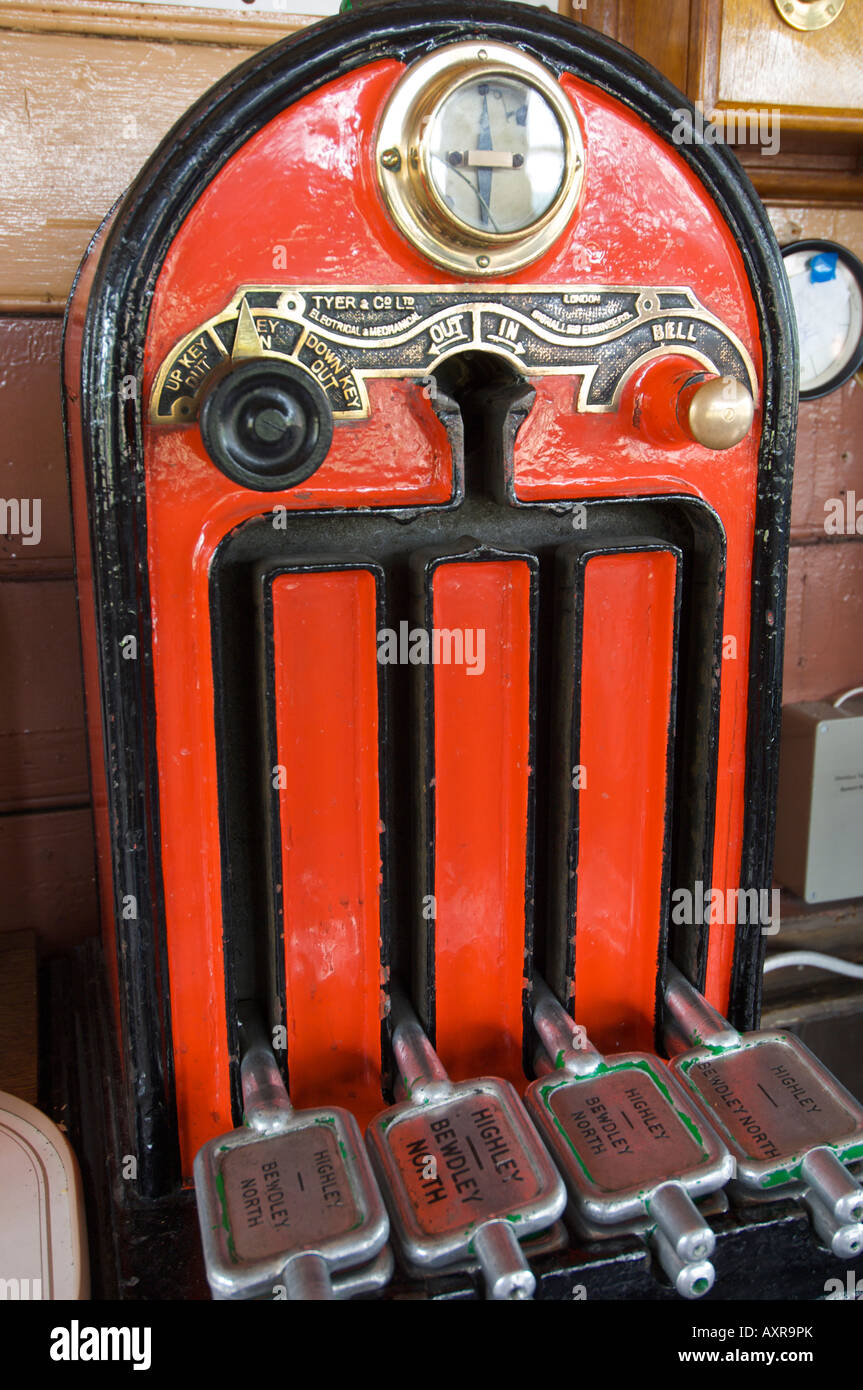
left=782, top=240, right=863, bottom=399
left=376, top=42, right=585, bottom=277
left=425, top=76, right=567, bottom=236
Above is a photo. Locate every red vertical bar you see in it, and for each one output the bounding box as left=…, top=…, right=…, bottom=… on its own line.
left=424, top=556, right=535, bottom=1085
left=269, top=567, right=385, bottom=1123
left=574, top=549, right=679, bottom=1054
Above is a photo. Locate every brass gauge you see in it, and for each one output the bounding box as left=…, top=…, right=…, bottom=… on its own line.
left=376, top=42, right=585, bottom=277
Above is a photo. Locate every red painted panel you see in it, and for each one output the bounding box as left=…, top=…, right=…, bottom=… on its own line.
left=270, top=569, right=385, bottom=1124
left=514, top=368, right=754, bottom=1018
left=129, top=55, right=765, bottom=1160
left=574, top=550, right=678, bottom=1053
left=430, top=560, right=533, bottom=1085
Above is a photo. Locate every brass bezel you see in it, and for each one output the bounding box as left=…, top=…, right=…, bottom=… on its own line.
left=772, top=0, right=845, bottom=31
left=376, top=42, right=585, bottom=277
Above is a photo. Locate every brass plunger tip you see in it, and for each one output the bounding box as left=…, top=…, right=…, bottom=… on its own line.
left=686, top=375, right=755, bottom=450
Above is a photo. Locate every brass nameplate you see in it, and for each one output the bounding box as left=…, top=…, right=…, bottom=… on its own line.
left=150, top=284, right=757, bottom=423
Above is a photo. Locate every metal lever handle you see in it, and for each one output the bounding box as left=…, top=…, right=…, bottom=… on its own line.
left=280, top=1251, right=337, bottom=1301
left=532, top=1044, right=556, bottom=1078
left=473, top=1221, right=535, bottom=1301
left=649, top=1226, right=715, bottom=1301
left=650, top=1182, right=716, bottom=1265
left=662, top=962, right=742, bottom=1053
left=532, top=975, right=603, bottom=1077
left=237, top=1002, right=294, bottom=1133
left=801, top=1147, right=863, bottom=1259
left=647, top=1183, right=716, bottom=1297
left=389, top=986, right=451, bottom=1103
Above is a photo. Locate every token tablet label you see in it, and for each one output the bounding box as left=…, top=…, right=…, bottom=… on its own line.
left=547, top=1068, right=705, bottom=1191
left=389, top=1095, right=542, bottom=1232
left=221, top=1125, right=358, bottom=1261
left=685, top=1040, right=861, bottom=1164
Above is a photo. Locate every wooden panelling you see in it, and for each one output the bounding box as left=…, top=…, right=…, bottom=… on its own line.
left=0, top=29, right=251, bottom=309
left=0, top=930, right=38, bottom=1103
left=0, top=0, right=308, bottom=47
left=569, top=1, right=863, bottom=205
left=763, top=205, right=863, bottom=700
left=0, top=579, right=88, bottom=811
left=740, top=152, right=863, bottom=208
left=0, top=808, right=97, bottom=948
left=0, top=317, right=70, bottom=575
left=607, top=0, right=693, bottom=96
left=791, top=382, right=863, bottom=542
left=768, top=204, right=863, bottom=260
left=783, top=541, right=863, bottom=705
left=691, top=0, right=863, bottom=135
left=568, top=0, right=693, bottom=94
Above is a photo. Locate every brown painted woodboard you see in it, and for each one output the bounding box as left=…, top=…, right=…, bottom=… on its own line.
left=0, top=929, right=38, bottom=1103
left=783, top=540, right=863, bottom=704
left=0, top=578, right=88, bottom=811
left=0, top=807, right=97, bottom=946
left=568, top=0, right=692, bottom=94
left=0, top=317, right=70, bottom=576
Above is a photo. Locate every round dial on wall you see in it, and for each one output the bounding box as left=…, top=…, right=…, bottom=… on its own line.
left=781, top=239, right=863, bottom=399
left=376, top=42, right=584, bottom=277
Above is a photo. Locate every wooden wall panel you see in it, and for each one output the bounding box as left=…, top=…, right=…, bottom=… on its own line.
left=783, top=542, right=863, bottom=705
left=716, top=0, right=862, bottom=132
left=0, top=808, right=97, bottom=948
left=768, top=205, right=863, bottom=262
left=0, top=314, right=89, bottom=825
left=568, top=0, right=693, bottom=93
left=762, top=204, right=863, bottom=710
left=0, top=1, right=309, bottom=47
left=691, top=0, right=863, bottom=135
left=792, top=383, right=863, bottom=542
left=0, top=30, right=250, bottom=309
left=0, top=318, right=71, bottom=576
left=0, top=579, right=89, bottom=812
left=0, top=930, right=38, bottom=1103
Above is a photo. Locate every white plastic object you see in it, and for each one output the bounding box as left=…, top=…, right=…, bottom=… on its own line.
left=0, top=1091, right=89, bottom=1299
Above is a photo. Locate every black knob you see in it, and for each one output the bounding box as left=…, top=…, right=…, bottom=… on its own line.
left=199, top=359, right=333, bottom=490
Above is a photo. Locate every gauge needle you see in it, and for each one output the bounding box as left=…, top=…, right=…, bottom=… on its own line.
left=464, top=150, right=521, bottom=168
left=477, top=88, right=493, bottom=227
